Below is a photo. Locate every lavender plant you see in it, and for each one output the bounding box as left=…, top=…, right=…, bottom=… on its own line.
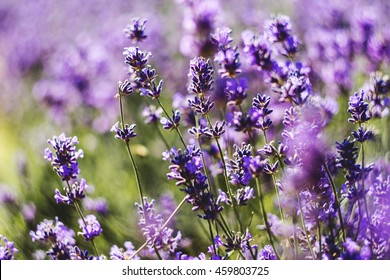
left=1, top=0, right=389, bottom=261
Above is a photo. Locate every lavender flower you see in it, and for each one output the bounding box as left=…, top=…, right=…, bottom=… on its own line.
left=124, top=18, right=147, bottom=43
left=117, top=79, right=134, bottom=96
left=111, top=122, right=137, bottom=142
left=164, top=145, right=222, bottom=220
left=212, top=27, right=241, bottom=78
left=235, top=186, right=255, bottom=205
left=83, top=197, right=108, bottom=215
left=110, top=241, right=140, bottom=260
left=30, top=217, right=76, bottom=260
left=188, top=96, right=215, bottom=115
left=225, top=78, right=248, bottom=106
left=218, top=229, right=254, bottom=254
left=226, top=143, right=253, bottom=186
left=227, top=107, right=261, bottom=133
left=348, top=90, right=371, bottom=124
left=188, top=57, right=214, bottom=96
left=136, top=198, right=181, bottom=253
left=352, top=126, right=374, bottom=143
left=123, top=47, right=151, bottom=71
left=54, top=178, right=88, bottom=205
left=78, top=214, right=103, bottom=241
left=70, top=246, right=106, bottom=260
left=142, top=105, right=163, bottom=124
left=160, top=110, right=181, bottom=130
left=264, top=15, right=292, bottom=43
left=274, top=62, right=312, bottom=105
left=258, top=245, right=276, bottom=260
left=0, top=235, right=18, bottom=260
left=44, top=133, right=84, bottom=181
left=242, top=30, right=274, bottom=72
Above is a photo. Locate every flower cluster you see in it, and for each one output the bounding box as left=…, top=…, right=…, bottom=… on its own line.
left=136, top=198, right=181, bottom=254
left=0, top=235, right=18, bottom=260
left=164, top=145, right=222, bottom=220
left=44, top=133, right=84, bottom=181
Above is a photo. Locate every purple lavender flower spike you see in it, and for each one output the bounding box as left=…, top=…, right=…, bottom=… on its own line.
left=188, top=96, right=215, bottom=115
left=0, top=235, right=18, bottom=260
left=160, top=110, right=181, bottom=130
left=111, top=122, right=137, bottom=142
left=45, top=133, right=84, bottom=181
left=54, top=178, right=88, bottom=205
left=242, top=30, right=274, bottom=72
left=212, top=27, right=241, bottom=78
left=352, top=126, right=374, bottom=143
left=136, top=198, right=181, bottom=253
left=30, top=217, right=76, bottom=260
left=225, top=78, right=248, bottom=106
left=211, top=27, right=233, bottom=49
left=226, top=143, right=253, bottom=186
left=188, top=57, right=214, bottom=96
left=217, top=189, right=231, bottom=205
left=123, top=47, right=151, bottom=71
left=124, top=18, right=147, bottom=43
left=78, top=214, right=103, bottom=241
left=258, top=245, right=276, bottom=260
left=264, top=15, right=292, bottom=43
left=83, top=197, right=108, bottom=215
left=110, top=241, right=140, bottom=260
left=142, top=105, right=163, bottom=124
left=70, top=246, right=106, bottom=260
left=117, top=79, right=134, bottom=96
left=235, top=186, right=255, bottom=205
left=274, top=62, right=312, bottom=105
left=348, top=90, right=371, bottom=124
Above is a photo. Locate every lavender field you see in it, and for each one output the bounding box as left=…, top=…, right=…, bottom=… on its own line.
left=1, top=0, right=390, bottom=260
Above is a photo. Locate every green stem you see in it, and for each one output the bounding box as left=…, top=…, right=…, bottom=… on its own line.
left=205, top=114, right=243, bottom=232
left=255, top=177, right=280, bottom=259
left=260, top=124, right=285, bottom=222
left=154, top=246, right=162, bottom=260
left=323, top=162, right=346, bottom=243
left=154, top=123, right=170, bottom=150
left=297, top=194, right=316, bottom=259
left=360, top=141, right=371, bottom=226
left=195, top=115, right=214, bottom=195
left=208, top=220, right=217, bottom=255
left=317, top=219, right=322, bottom=260
left=118, top=95, right=146, bottom=218
left=125, top=141, right=146, bottom=216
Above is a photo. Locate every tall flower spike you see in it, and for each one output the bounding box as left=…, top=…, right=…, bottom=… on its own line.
left=160, top=110, right=181, bottom=130
left=111, top=122, right=137, bottom=142
left=78, top=215, right=103, bottom=241
left=0, top=235, right=18, bottom=260
left=348, top=90, right=371, bottom=124
left=225, top=78, right=248, bottom=106
left=110, top=242, right=140, bottom=260
left=242, top=30, right=274, bottom=72
left=136, top=198, right=181, bottom=253
left=54, top=178, right=88, bottom=205
left=264, top=15, right=292, bottom=43
left=188, top=57, right=214, bottom=96
left=44, top=133, right=84, bottom=181
left=124, top=18, right=147, bottom=43
left=30, top=217, right=76, bottom=260
left=212, top=27, right=241, bottom=78
left=123, top=47, right=151, bottom=71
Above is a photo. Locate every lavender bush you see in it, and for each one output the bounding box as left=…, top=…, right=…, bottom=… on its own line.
left=0, top=0, right=389, bottom=260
